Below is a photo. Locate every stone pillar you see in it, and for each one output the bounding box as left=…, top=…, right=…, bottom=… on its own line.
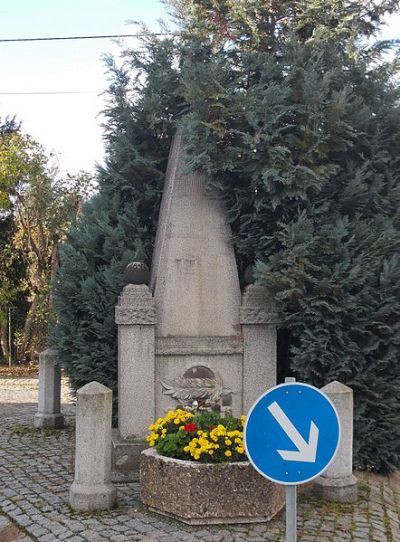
left=34, top=349, right=64, bottom=429
left=314, top=381, right=358, bottom=503
left=70, top=382, right=117, bottom=512
left=115, top=284, right=156, bottom=440
left=240, top=285, right=278, bottom=413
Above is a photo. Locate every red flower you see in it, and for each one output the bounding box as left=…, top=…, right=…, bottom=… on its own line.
left=183, top=423, right=198, bottom=432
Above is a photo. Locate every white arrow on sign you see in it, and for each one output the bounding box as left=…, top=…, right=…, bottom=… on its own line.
left=268, top=401, right=319, bottom=463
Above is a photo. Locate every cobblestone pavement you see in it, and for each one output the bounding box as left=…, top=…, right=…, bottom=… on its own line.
left=1, top=377, right=400, bottom=541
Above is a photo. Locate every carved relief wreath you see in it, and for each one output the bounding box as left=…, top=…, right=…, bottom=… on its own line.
left=161, top=366, right=233, bottom=410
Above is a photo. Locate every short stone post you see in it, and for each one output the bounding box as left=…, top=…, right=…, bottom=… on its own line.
left=240, top=285, right=279, bottom=413
left=34, top=349, right=64, bottom=429
left=314, top=381, right=358, bottom=502
left=115, top=282, right=156, bottom=440
left=70, top=382, right=117, bottom=512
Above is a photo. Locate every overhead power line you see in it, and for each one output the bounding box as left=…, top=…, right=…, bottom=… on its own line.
left=0, top=91, right=100, bottom=95
left=0, top=33, right=174, bottom=43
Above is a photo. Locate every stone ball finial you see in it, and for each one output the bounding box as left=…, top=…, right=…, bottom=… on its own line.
left=123, top=262, right=150, bottom=285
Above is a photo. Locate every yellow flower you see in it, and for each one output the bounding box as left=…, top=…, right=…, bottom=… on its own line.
left=225, top=439, right=232, bottom=446
left=225, top=450, right=232, bottom=457
left=236, top=446, right=244, bottom=454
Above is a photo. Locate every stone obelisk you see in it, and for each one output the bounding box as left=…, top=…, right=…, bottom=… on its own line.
left=112, top=129, right=278, bottom=481
left=150, top=129, right=241, bottom=337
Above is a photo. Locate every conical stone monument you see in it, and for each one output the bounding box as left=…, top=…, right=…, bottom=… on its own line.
left=113, top=130, right=279, bottom=480
left=150, top=128, right=241, bottom=338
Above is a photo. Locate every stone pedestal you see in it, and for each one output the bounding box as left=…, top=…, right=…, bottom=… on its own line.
left=115, top=284, right=156, bottom=440
left=111, top=429, right=145, bottom=482
left=70, top=382, right=117, bottom=512
left=314, top=381, right=358, bottom=503
left=113, top=284, right=156, bottom=481
left=34, top=349, right=64, bottom=429
left=240, top=285, right=279, bottom=413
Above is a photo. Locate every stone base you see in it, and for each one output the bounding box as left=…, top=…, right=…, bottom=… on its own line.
left=140, top=448, right=285, bottom=525
left=112, top=429, right=146, bottom=482
left=69, top=482, right=117, bottom=512
left=313, top=474, right=358, bottom=503
left=34, top=412, right=65, bottom=429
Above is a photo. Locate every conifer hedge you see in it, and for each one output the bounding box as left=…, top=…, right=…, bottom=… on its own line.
left=51, top=39, right=181, bottom=405
left=52, top=2, right=400, bottom=471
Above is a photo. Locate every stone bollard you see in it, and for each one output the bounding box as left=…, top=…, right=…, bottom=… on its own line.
left=69, top=382, right=117, bottom=512
left=34, top=349, right=65, bottom=429
left=314, top=381, right=358, bottom=503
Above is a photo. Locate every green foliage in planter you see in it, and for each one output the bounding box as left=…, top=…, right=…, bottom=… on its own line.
left=147, top=408, right=247, bottom=463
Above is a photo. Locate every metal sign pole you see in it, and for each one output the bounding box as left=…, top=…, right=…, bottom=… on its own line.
left=245, top=376, right=340, bottom=542
left=285, top=376, right=297, bottom=542
left=286, top=485, right=297, bottom=542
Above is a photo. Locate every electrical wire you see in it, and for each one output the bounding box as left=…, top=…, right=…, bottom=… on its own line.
left=0, top=33, right=174, bottom=43
left=0, top=91, right=100, bottom=95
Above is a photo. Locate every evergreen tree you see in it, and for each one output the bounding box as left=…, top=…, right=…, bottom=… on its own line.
left=52, top=1, right=400, bottom=471
left=176, top=0, right=400, bottom=472
left=51, top=35, right=182, bottom=406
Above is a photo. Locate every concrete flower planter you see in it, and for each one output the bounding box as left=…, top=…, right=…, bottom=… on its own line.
left=140, top=448, right=285, bottom=525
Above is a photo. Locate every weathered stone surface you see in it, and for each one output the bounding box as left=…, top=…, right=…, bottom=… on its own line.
left=155, top=353, right=243, bottom=416
left=155, top=335, right=243, bottom=356
left=150, top=129, right=241, bottom=337
left=116, top=284, right=155, bottom=440
left=314, top=381, right=358, bottom=503
left=314, top=474, right=358, bottom=503
left=240, top=285, right=279, bottom=325
left=70, top=381, right=117, bottom=512
left=111, top=429, right=145, bottom=482
left=115, top=284, right=156, bottom=325
left=241, top=285, right=278, bottom=412
left=140, top=448, right=285, bottom=525
left=34, top=349, right=64, bottom=429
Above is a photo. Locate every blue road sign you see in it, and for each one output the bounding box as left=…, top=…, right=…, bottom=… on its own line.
left=244, top=382, right=340, bottom=485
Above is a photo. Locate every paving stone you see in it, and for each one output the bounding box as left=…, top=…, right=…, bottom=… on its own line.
left=1, top=376, right=400, bottom=542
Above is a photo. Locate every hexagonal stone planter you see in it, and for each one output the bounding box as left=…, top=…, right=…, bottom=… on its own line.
left=140, top=448, right=285, bottom=525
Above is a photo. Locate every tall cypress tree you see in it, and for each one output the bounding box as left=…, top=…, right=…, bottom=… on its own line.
left=52, top=2, right=400, bottom=471
left=51, top=35, right=182, bottom=403
left=175, top=0, right=400, bottom=472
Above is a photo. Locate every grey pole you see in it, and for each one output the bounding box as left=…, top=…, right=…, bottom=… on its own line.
left=285, top=376, right=297, bottom=542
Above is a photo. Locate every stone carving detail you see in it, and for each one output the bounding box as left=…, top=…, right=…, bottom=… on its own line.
left=240, top=307, right=279, bottom=325
left=115, top=284, right=156, bottom=325
left=161, top=366, right=233, bottom=409
left=240, top=284, right=279, bottom=324
left=115, top=306, right=156, bottom=325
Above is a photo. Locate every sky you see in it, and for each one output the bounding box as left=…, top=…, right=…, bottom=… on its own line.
left=0, top=0, right=169, bottom=175
left=0, top=2, right=399, bottom=176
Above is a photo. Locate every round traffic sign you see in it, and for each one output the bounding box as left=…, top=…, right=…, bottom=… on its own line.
left=244, top=382, right=340, bottom=485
